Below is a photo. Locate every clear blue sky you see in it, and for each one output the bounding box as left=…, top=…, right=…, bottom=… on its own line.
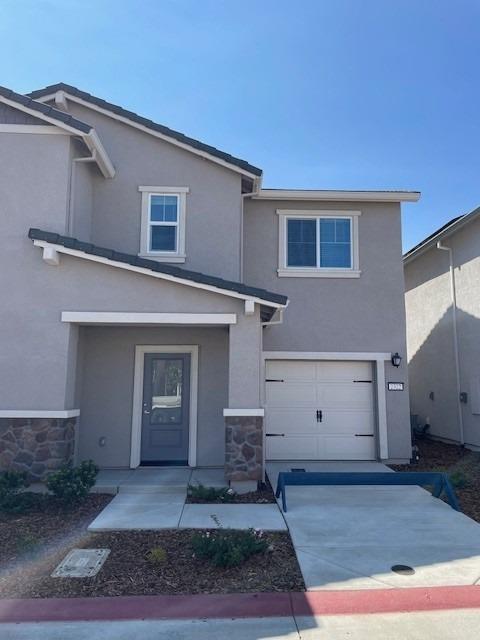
left=1, top=0, right=479, bottom=251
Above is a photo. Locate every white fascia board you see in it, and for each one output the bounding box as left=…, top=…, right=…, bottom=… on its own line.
left=0, top=124, right=68, bottom=134
left=61, top=312, right=237, bottom=325
left=33, top=240, right=285, bottom=310
left=84, top=129, right=115, bottom=178
left=254, top=190, right=421, bottom=203
left=35, top=92, right=260, bottom=181
left=223, top=409, right=265, bottom=417
left=262, top=351, right=392, bottom=361
left=0, top=410, right=80, bottom=418
left=0, top=95, right=115, bottom=179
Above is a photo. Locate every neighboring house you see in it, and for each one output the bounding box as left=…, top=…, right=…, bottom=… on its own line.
left=0, top=83, right=419, bottom=489
left=404, top=208, right=480, bottom=451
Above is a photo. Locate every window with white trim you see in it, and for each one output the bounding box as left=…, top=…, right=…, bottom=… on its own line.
left=277, top=210, right=361, bottom=278
left=139, top=186, right=188, bottom=262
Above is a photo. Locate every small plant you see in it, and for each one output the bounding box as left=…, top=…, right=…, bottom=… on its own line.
left=191, top=528, right=268, bottom=567
left=146, top=546, right=168, bottom=565
left=449, top=470, right=468, bottom=489
left=187, top=483, right=235, bottom=503
left=46, top=460, right=98, bottom=504
left=0, top=469, right=31, bottom=513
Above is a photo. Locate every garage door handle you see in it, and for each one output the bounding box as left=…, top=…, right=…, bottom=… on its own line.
left=266, top=433, right=285, bottom=437
left=355, top=434, right=374, bottom=437
left=316, top=410, right=323, bottom=422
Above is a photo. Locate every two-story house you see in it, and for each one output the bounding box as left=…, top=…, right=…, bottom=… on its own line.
left=0, top=83, right=419, bottom=490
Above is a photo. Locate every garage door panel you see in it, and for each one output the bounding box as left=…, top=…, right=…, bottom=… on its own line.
left=266, top=382, right=316, bottom=406
left=323, top=435, right=376, bottom=460
left=316, top=383, right=373, bottom=409
left=266, top=435, right=318, bottom=460
left=321, top=410, right=374, bottom=435
left=267, top=360, right=316, bottom=381
left=315, top=361, right=372, bottom=381
left=266, top=408, right=317, bottom=435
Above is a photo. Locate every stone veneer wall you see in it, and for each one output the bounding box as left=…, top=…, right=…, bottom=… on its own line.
left=0, top=417, right=76, bottom=481
left=225, top=415, right=263, bottom=482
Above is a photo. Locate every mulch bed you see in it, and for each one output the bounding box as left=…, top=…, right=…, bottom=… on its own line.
left=0, top=494, right=112, bottom=567
left=390, top=438, right=480, bottom=522
left=186, top=478, right=276, bottom=504
left=0, top=529, right=304, bottom=599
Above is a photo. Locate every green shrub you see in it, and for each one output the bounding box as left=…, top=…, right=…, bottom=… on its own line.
left=187, top=483, right=235, bottom=502
left=0, top=470, right=30, bottom=513
left=146, top=546, right=168, bottom=565
left=46, top=460, right=98, bottom=504
left=449, top=470, right=468, bottom=489
left=191, top=528, right=268, bottom=567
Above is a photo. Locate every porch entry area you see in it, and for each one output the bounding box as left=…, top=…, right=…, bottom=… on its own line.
left=140, top=352, right=191, bottom=466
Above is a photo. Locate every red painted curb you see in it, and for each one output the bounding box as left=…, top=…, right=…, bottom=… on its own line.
left=0, top=586, right=479, bottom=624
left=291, top=585, right=480, bottom=616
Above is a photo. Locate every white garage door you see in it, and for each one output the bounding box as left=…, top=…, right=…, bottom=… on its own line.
left=265, top=360, right=376, bottom=460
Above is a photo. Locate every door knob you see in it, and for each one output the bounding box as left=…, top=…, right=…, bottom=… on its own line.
left=316, top=410, right=323, bottom=422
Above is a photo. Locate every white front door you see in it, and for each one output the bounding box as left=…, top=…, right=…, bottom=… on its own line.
left=265, top=360, right=376, bottom=460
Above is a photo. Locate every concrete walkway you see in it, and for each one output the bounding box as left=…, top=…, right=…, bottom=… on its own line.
left=88, top=467, right=286, bottom=531
left=267, top=462, right=480, bottom=590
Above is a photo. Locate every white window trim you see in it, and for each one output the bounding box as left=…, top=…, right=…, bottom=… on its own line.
left=139, top=186, right=189, bottom=262
left=131, top=345, right=198, bottom=468
left=277, top=209, right=361, bottom=278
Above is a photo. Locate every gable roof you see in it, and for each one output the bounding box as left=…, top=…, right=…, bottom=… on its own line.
left=0, top=85, right=115, bottom=178
left=0, top=85, right=92, bottom=133
left=403, top=206, right=480, bottom=264
left=28, top=83, right=263, bottom=179
left=28, top=228, right=288, bottom=316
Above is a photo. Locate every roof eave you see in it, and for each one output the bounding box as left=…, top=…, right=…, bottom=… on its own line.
left=31, top=89, right=262, bottom=180
left=404, top=207, right=480, bottom=265
left=253, top=189, right=421, bottom=203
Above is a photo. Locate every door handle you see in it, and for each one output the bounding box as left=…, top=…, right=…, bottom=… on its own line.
left=316, top=410, right=323, bottom=422
left=143, top=409, right=151, bottom=415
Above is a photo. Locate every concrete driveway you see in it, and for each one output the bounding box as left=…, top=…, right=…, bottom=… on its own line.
left=267, top=462, right=480, bottom=590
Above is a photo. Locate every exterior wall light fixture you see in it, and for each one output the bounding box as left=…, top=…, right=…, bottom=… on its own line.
left=391, top=352, right=402, bottom=368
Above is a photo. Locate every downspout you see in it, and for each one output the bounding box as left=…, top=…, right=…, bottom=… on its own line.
left=436, top=240, right=464, bottom=445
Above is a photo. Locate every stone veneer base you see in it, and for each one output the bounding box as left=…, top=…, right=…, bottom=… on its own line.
left=0, top=417, right=76, bottom=481
left=225, top=415, right=263, bottom=482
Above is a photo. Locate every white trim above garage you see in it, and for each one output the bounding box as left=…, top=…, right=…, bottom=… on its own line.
left=263, top=351, right=391, bottom=361
left=131, top=345, right=199, bottom=468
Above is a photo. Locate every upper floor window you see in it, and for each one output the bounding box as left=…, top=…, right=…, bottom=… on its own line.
left=139, top=186, right=188, bottom=262
left=277, top=210, right=361, bottom=278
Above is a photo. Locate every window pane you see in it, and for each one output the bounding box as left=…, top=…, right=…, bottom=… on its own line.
left=151, top=225, right=176, bottom=251
left=320, top=218, right=351, bottom=268
left=150, top=358, right=183, bottom=425
left=287, top=219, right=317, bottom=267
left=150, top=195, right=178, bottom=222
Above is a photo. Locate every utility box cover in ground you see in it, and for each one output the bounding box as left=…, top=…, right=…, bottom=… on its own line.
left=51, top=548, right=110, bottom=578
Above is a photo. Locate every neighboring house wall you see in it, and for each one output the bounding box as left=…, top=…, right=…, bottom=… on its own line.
left=405, top=215, right=480, bottom=448
left=245, top=199, right=411, bottom=459
left=77, top=326, right=229, bottom=467
left=56, top=101, right=244, bottom=281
